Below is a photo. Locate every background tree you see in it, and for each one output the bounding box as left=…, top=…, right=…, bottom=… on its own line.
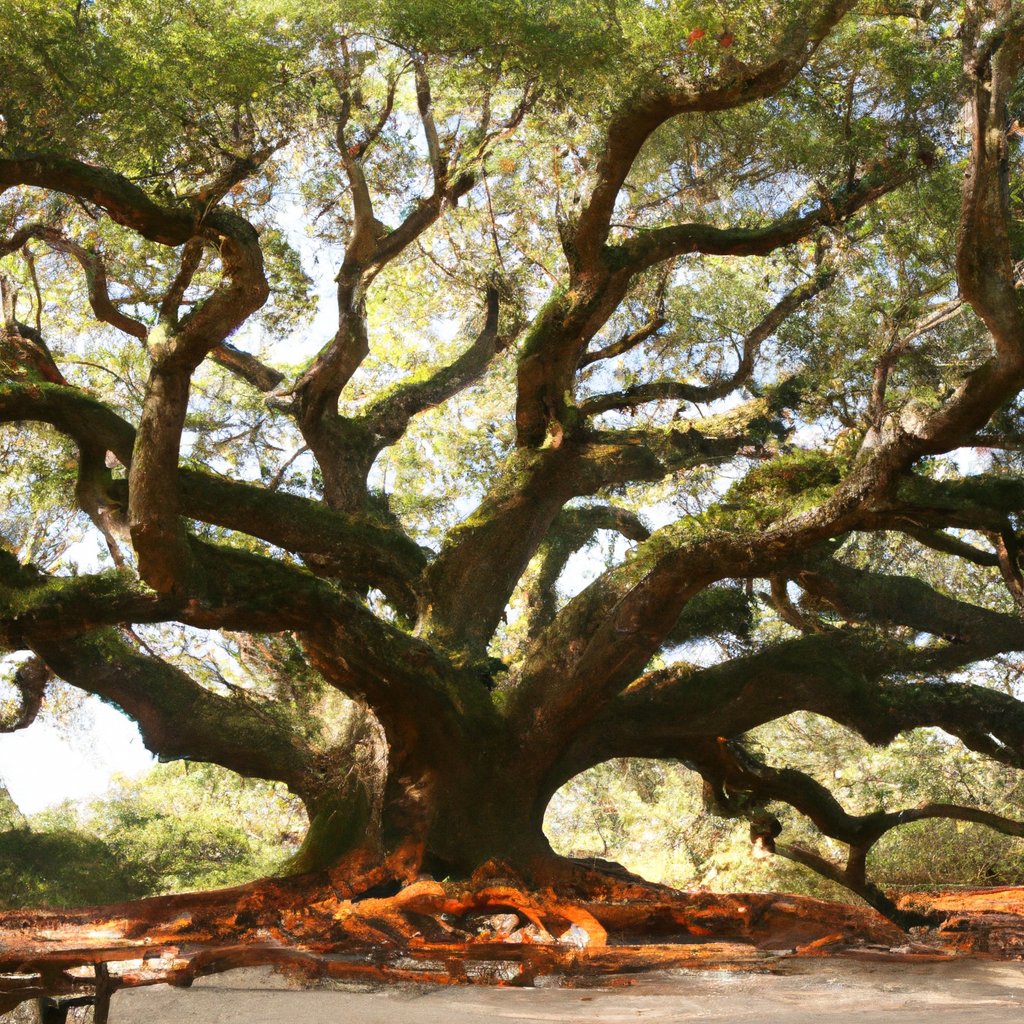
left=0, top=764, right=305, bottom=908
left=3, top=0, right=1024, bottom=991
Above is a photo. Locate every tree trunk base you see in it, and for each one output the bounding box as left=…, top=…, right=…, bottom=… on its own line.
left=3, top=857, right=1018, bottom=1015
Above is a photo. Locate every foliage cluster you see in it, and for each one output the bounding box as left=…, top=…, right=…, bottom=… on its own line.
left=0, top=765, right=304, bottom=908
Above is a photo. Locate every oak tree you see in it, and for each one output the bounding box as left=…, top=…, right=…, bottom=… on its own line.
left=3, top=0, right=1024, bottom=1001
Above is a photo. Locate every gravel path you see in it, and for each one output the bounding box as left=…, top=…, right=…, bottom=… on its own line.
left=107, top=959, right=1024, bottom=1023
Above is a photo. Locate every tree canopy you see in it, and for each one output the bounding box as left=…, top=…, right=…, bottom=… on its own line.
left=3, top=0, right=1024, bottom=1001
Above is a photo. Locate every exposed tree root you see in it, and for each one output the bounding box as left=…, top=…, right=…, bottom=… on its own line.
left=10, top=854, right=1015, bottom=1016
left=897, top=889, right=1024, bottom=958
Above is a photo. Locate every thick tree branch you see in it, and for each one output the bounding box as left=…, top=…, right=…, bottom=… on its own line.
left=514, top=83, right=1024, bottom=764
left=524, top=487, right=1024, bottom=782
left=610, top=171, right=912, bottom=274
left=568, top=0, right=858, bottom=265
left=0, top=156, right=197, bottom=245
left=522, top=504, right=651, bottom=641
left=419, top=405, right=771, bottom=660
left=1, top=513, right=496, bottom=779
left=209, top=341, right=285, bottom=392
left=128, top=208, right=269, bottom=594
left=157, top=240, right=284, bottom=394
left=289, top=95, right=476, bottom=438
left=792, top=553, right=1021, bottom=643
left=173, top=475, right=425, bottom=615
left=888, top=472, right=1024, bottom=532
left=900, top=7, right=1024, bottom=453
left=0, top=546, right=172, bottom=647
left=360, top=284, right=510, bottom=445
left=28, top=630, right=320, bottom=793
left=0, top=382, right=424, bottom=607
left=414, top=60, right=445, bottom=186
left=0, top=655, right=50, bottom=733
left=0, top=154, right=274, bottom=594
left=288, top=146, right=474, bottom=509
left=585, top=627, right=1024, bottom=781
left=419, top=444, right=655, bottom=659
left=282, top=62, right=532, bottom=513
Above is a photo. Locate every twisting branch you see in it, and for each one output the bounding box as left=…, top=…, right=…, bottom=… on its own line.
left=2, top=222, right=149, bottom=339
left=588, top=626, right=1024, bottom=776
left=0, top=655, right=50, bottom=733
left=567, top=0, right=859, bottom=266
left=612, top=170, right=914, bottom=274
left=516, top=162, right=904, bottom=448
left=521, top=504, right=651, bottom=641
left=580, top=270, right=834, bottom=416
left=0, top=381, right=426, bottom=610
left=899, top=0, right=1024, bottom=452
left=290, top=54, right=476, bottom=436
left=419, top=401, right=774, bottom=660
left=513, top=34, right=1024, bottom=764
left=128, top=206, right=269, bottom=594
left=39, top=229, right=149, bottom=340
left=580, top=312, right=668, bottom=369
left=360, top=284, right=514, bottom=445
left=792, top=553, right=1024, bottom=644
left=0, top=222, right=50, bottom=259
left=683, top=735, right=1024, bottom=924
left=0, top=155, right=197, bottom=245
left=685, top=736, right=916, bottom=923
left=0, top=153, right=273, bottom=595
left=182, top=141, right=286, bottom=209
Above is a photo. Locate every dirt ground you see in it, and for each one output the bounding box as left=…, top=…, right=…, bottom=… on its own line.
left=87, top=958, right=1024, bottom=1023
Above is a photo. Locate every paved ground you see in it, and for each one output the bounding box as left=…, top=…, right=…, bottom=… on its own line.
left=106, top=959, right=1024, bottom=1023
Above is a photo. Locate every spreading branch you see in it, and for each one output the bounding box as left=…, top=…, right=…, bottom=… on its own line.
left=0, top=655, right=50, bottom=733
left=568, top=0, right=859, bottom=265
left=580, top=270, right=834, bottom=416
